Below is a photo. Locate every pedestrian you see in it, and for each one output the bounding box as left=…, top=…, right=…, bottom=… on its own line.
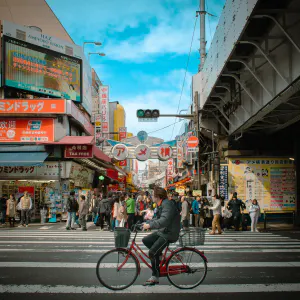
left=249, top=199, right=260, bottom=232
left=66, top=191, right=79, bottom=230
left=227, top=192, right=246, bottom=231
left=125, top=193, right=135, bottom=230
left=192, top=196, right=200, bottom=227
left=180, top=196, right=190, bottom=229
left=98, top=194, right=112, bottom=231
left=90, top=194, right=99, bottom=222
left=79, top=195, right=88, bottom=231
left=112, top=196, right=121, bottom=228
left=135, top=195, right=145, bottom=224
left=6, top=194, right=17, bottom=227
left=18, top=191, right=32, bottom=228
left=0, top=194, right=8, bottom=226
left=199, top=197, right=206, bottom=228
left=117, top=196, right=127, bottom=227
left=207, top=195, right=222, bottom=235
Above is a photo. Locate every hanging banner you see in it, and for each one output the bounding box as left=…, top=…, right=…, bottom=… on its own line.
left=99, top=86, right=109, bottom=138
left=219, top=165, right=228, bottom=200
left=228, top=158, right=295, bottom=211
left=177, top=140, right=184, bottom=168
left=167, top=158, right=174, bottom=181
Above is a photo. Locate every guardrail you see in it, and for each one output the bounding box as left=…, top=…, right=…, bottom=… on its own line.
left=263, top=210, right=296, bottom=230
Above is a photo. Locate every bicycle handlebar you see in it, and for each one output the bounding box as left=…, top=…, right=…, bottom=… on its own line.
left=131, top=221, right=144, bottom=232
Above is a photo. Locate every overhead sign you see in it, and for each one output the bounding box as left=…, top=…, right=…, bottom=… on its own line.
left=157, top=144, right=173, bottom=161
left=0, top=99, right=66, bottom=114
left=0, top=118, right=54, bottom=142
left=137, top=131, right=148, bottom=143
left=99, top=86, right=109, bottom=138
left=4, top=36, right=82, bottom=102
left=135, top=144, right=151, bottom=161
left=65, top=145, right=93, bottom=158
left=112, top=144, right=129, bottom=161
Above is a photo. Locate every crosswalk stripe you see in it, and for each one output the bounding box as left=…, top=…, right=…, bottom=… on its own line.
left=1, top=283, right=300, bottom=294
left=1, top=261, right=300, bottom=268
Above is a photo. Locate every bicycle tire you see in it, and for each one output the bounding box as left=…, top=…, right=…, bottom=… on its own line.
left=166, top=247, right=207, bottom=289
left=96, top=248, right=139, bottom=291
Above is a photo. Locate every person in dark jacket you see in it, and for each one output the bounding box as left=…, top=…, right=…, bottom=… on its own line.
left=142, top=187, right=180, bottom=286
left=227, top=192, right=246, bottom=231
left=98, top=194, right=112, bottom=231
left=66, top=191, right=79, bottom=230
left=0, top=194, right=8, bottom=225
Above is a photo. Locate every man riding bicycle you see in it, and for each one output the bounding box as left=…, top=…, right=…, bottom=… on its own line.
left=142, top=187, right=181, bottom=286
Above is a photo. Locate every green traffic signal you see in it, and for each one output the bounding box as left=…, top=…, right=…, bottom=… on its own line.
left=99, top=175, right=105, bottom=180
left=136, top=109, right=160, bottom=118
left=137, top=109, right=145, bottom=117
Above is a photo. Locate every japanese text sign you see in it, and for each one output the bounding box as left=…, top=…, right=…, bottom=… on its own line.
left=157, top=144, right=173, bottom=161
left=65, top=145, right=93, bottom=158
left=0, top=99, right=66, bottom=114
left=99, top=85, right=109, bottom=136
left=167, top=158, right=174, bottom=180
left=119, top=160, right=127, bottom=167
left=135, top=144, right=151, bottom=161
left=0, top=118, right=54, bottom=142
left=112, top=144, right=129, bottom=161
left=119, top=127, right=127, bottom=141
left=177, top=141, right=184, bottom=168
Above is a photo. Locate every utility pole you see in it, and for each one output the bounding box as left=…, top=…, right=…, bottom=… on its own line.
left=199, top=0, right=206, bottom=72
left=194, top=91, right=201, bottom=191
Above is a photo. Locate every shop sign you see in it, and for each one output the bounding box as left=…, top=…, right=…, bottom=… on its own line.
left=94, top=113, right=103, bottom=147
left=193, top=190, right=202, bottom=197
left=119, top=160, right=127, bottom=167
left=0, top=162, right=64, bottom=178
left=167, top=158, right=174, bottom=180
left=177, top=141, right=184, bottom=168
left=157, top=144, right=173, bottom=161
left=100, top=86, right=109, bottom=138
left=135, top=144, right=151, bottom=161
left=119, top=127, right=127, bottom=141
left=112, top=144, right=129, bottom=161
left=65, top=144, right=93, bottom=158
left=219, top=165, right=228, bottom=200
left=175, top=188, right=185, bottom=196
left=0, top=118, right=54, bottom=142
left=0, top=99, right=66, bottom=114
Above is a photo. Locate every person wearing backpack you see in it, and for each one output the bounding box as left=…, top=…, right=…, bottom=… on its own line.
left=66, top=191, right=79, bottom=230
left=98, top=195, right=112, bottom=231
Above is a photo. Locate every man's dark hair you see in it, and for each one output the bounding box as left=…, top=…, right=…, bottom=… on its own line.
left=80, top=195, right=86, bottom=200
left=70, top=191, right=75, bottom=196
left=233, top=192, right=238, bottom=197
left=107, top=192, right=113, bottom=198
left=154, top=187, right=167, bottom=200
left=188, top=191, right=193, bottom=197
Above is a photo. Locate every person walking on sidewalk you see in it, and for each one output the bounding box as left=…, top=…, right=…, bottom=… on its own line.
left=66, top=191, right=79, bottom=230
left=79, top=195, right=88, bottom=231
left=192, top=196, right=200, bottom=227
left=249, top=199, right=260, bottom=232
left=207, top=195, right=223, bottom=235
left=125, top=193, right=135, bottom=230
left=6, top=194, right=17, bottom=227
left=19, top=191, right=32, bottom=228
left=99, top=195, right=112, bottom=231
left=227, top=192, right=246, bottom=231
left=181, top=196, right=190, bottom=229
left=0, top=194, right=8, bottom=226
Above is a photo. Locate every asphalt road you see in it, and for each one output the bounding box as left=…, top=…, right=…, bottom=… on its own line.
left=0, top=223, right=300, bottom=300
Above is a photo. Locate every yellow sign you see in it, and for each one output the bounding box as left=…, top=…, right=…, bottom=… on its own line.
left=95, top=121, right=101, bottom=127
left=193, top=190, right=202, bottom=196
left=175, top=188, right=185, bottom=196
left=228, top=158, right=295, bottom=211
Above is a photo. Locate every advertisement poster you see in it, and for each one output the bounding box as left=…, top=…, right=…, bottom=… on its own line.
left=0, top=118, right=54, bottom=142
left=18, top=186, right=34, bottom=199
left=4, top=36, right=81, bottom=102
left=228, top=158, right=295, bottom=211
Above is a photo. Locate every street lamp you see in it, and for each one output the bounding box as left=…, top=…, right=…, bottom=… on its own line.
left=83, top=41, right=102, bottom=52
left=88, top=52, right=106, bottom=63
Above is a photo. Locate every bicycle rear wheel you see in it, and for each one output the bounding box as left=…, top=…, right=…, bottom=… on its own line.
left=166, top=248, right=207, bottom=289
left=96, top=248, right=139, bottom=290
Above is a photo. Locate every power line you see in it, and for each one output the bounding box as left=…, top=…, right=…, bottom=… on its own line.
left=170, top=14, right=199, bottom=140
left=148, top=119, right=184, bottom=135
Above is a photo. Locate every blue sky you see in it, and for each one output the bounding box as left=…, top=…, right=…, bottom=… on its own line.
left=47, top=0, right=225, bottom=141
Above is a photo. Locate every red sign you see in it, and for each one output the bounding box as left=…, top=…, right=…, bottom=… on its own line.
left=0, top=99, right=66, bottom=114
left=187, top=136, right=199, bottom=148
left=119, top=127, right=127, bottom=141
left=0, top=118, right=54, bottom=142
left=119, top=160, right=127, bottom=167
left=65, top=145, right=93, bottom=158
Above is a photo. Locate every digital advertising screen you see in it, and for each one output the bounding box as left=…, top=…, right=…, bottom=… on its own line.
left=3, top=36, right=82, bottom=102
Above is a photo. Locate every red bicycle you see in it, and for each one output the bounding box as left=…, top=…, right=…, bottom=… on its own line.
left=96, top=223, right=208, bottom=290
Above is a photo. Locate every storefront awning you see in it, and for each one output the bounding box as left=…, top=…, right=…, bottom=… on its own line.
left=0, top=152, right=49, bottom=166
left=37, top=136, right=95, bottom=145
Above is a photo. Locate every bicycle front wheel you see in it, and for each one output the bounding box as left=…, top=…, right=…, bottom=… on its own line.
left=167, top=248, right=207, bottom=289
left=96, top=248, right=139, bottom=290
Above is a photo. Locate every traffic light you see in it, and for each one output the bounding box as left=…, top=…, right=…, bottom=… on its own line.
left=136, top=109, right=160, bottom=118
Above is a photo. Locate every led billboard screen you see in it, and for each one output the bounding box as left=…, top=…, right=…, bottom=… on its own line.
left=3, top=36, right=82, bottom=102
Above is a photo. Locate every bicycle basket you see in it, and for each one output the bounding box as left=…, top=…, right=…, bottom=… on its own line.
left=114, top=227, right=131, bottom=248
left=179, top=228, right=206, bottom=247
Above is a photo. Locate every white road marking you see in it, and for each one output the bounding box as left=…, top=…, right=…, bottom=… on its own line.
left=0, top=261, right=300, bottom=268
left=1, top=283, right=300, bottom=294
left=39, top=226, right=53, bottom=230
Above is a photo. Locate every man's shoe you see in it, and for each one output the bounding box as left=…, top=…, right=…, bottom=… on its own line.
left=66, top=227, right=70, bottom=230
left=82, top=228, right=87, bottom=231
left=143, top=276, right=159, bottom=286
